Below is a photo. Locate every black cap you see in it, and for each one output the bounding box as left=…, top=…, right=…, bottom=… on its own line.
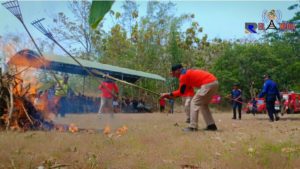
left=171, top=64, right=183, bottom=72
left=63, top=74, right=69, bottom=79
left=233, top=83, right=240, bottom=86
left=263, top=74, right=270, bottom=79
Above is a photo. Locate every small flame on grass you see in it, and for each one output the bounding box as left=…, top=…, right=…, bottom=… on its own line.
left=103, top=125, right=111, bottom=135
left=116, top=125, right=128, bottom=136
left=103, top=125, right=128, bottom=138
left=68, top=123, right=78, bottom=133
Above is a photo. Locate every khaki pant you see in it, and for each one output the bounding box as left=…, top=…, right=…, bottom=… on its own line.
left=98, top=97, right=113, bottom=114
left=182, top=97, right=192, bottom=120
left=189, top=80, right=219, bottom=129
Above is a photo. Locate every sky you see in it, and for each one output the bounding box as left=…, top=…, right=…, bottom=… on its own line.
left=0, top=0, right=298, bottom=52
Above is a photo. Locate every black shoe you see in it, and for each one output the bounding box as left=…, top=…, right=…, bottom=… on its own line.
left=275, top=116, right=280, bottom=121
left=205, top=124, right=218, bottom=131
left=269, top=119, right=274, bottom=122
left=182, top=127, right=198, bottom=132
left=185, top=118, right=190, bottom=123
left=232, top=117, right=236, bottom=120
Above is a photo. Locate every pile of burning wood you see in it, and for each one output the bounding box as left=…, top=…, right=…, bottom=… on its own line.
left=0, top=69, right=56, bottom=131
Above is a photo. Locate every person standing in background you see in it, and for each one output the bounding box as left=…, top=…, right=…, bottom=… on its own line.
left=231, top=83, right=242, bottom=120
left=159, top=98, right=166, bottom=112
left=258, top=74, right=281, bottom=122
left=98, top=76, right=119, bottom=117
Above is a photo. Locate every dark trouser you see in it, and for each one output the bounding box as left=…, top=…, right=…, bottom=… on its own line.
left=266, top=100, right=278, bottom=121
left=252, top=106, right=257, bottom=115
left=160, top=106, right=165, bottom=112
left=232, top=102, right=242, bottom=119
left=59, top=96, right=68, bottom=117
left=170, top=104, right=174, bottom=114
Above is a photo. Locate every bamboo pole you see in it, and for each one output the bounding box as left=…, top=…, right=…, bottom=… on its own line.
left=91, top=69, right=160, bottom=96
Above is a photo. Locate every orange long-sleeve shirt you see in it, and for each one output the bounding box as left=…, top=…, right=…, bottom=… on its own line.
left=173, top=85, right=195, bottom=97
left=171, top=69, right=217, bottom=97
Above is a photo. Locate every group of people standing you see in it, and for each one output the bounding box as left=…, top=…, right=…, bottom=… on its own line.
left=160, top=64, right=282, bottom=132
left=159, top=97, right=174, bottom=114
left=229, top=74, right=281, bottom=122
left=97, top=76, right=151, bottom=115
left=52, top=64, right=281, bottom=132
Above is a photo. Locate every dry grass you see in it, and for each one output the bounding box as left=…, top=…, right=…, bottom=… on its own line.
left=0, top=111, right=300, bottom=169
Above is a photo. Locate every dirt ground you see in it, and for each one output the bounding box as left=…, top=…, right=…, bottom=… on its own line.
left=0, top=111, right=300, bottom=169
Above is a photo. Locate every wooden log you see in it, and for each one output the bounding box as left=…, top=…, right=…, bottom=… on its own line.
left=21, top=103, right=34, bottom=125
left=6, top=84, right=13, bottom=130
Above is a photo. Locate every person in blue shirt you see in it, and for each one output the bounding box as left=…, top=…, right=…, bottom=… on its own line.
left=231, top=83, right=243, bottom=120
left=168, top=98, right=174, bottom=114
left=258, top=74, right=281, bottom=122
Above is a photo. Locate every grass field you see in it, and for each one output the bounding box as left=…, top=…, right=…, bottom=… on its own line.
left=0, top=111, right=300, bottom=169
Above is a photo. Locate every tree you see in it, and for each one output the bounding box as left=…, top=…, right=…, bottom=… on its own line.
left=52, top=0, right=102, bottom=60
left=120, top=0, right=139, bottom=34
left=99, top=24, right=132, bottom=66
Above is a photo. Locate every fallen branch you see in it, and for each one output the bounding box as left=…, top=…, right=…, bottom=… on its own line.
left=21, top=103, right=34, bottom=125
left=6, top=84, right=13, bottom=130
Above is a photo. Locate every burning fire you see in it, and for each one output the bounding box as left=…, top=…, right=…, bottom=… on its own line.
left=68, top=123, right=79, bottom=133
left=0, top=48, right=69, bottom=132
left=103, top=125, right=128, bottom=138
left=103, top=125, right=111, bottom=135
left=116, top=125, right=128, bottom=136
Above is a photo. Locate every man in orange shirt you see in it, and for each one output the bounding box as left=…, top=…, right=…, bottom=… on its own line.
left=161, top=64, right=219, bottom=132
left=98, top=76, right=119, bottom=117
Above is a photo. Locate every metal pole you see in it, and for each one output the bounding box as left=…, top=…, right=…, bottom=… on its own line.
left=83, top=76, right=85, bottom=95
left=120, top=74, right=124, bottom=112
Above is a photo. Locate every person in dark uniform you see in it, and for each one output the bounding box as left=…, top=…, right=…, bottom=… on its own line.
left=258, top=74, right=281, bottom=122
left=251, top=97, right=257, bottom=116
left=231, top=83, right=242, bottom=120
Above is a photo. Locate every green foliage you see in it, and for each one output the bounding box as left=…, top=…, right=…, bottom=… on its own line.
left=89, top=1, right=114, bottom=29
left=211, top=41, right=300, bottom=98
left=96, top=1, right=299, bottom=100
left=52, top=0, right=103, bottom=59
left=47, top=1, right=300, bottom=102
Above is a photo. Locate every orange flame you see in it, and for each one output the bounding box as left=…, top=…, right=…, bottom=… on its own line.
left=103, top=125, right=128, bottom=138
left=9, top=52, right=50, bottom=69
left=103, top=125, right=111, bottom=135
left=116, top=125, right=128, bottom=136
left=0, top=53, right=53, bottom=131
left=68, top=123, right=79, bottom=133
